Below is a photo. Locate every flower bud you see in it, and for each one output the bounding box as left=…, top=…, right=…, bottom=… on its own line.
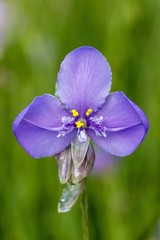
left=58, top=182, right=84, bottom=213
left=71, top=132, right=90, bottom=168
left=55, top=147, right=71, bottom=184
left=71, top=144, right=95, bottom=184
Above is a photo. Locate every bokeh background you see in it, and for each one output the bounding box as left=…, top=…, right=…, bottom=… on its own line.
left=0, top=0, right=160, bottom=239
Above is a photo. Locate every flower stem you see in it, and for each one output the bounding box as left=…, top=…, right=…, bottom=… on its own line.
left=81, top=179, right=90, bottom=240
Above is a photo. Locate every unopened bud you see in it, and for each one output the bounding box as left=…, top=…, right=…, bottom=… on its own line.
left=71, top=132, right=90, bottom=168
left=71, top=144, right=95, bottom=184
left=55, top=147, right=72, bottom=184
left=58, top=182, right=84, bottom=213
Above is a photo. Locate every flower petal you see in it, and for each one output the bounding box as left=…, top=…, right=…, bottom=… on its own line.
left=88, top=124, right=145, bottom=156
left=14, top=121, right=76, bottom=158
left=12, top=94, right=76, bottom=158
left=96, top=92, right=145, bottom=130
left=17, top=94, right=72, bottom=130
left=57, top=46, right=112, bottom=116
left=87, top=92, right=149, bottom=156
left=129, top=100, right=149, bottom=138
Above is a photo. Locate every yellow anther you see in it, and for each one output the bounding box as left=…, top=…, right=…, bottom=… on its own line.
left=71, top=109, right=79, bottom=117
left=75, top=121, right=84, bottom=129
left=86, top=108, right=93, bottom=116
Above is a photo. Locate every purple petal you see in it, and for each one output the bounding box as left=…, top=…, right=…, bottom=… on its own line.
left=129, top=100, right=149, bottom=138
left=96, top=92, right=144, bottom=130
left=57, top=46, right=112, bottom=116
left=88, top=125, right=145, bottom=156
left=19, top=94, right=72, bottom=130
left=87, top=92, right=149, bottom=156
left=13, top=94, right=76, bottom=158
left=92, top=145, right=116, bottom=173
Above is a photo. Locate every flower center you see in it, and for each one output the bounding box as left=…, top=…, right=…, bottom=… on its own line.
left=57, top=108, right=107, bottom=140
left=71, top=108, right=92, bottom=130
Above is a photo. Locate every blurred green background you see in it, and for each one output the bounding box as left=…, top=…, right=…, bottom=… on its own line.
left=0, top=0, right=160, bottom=239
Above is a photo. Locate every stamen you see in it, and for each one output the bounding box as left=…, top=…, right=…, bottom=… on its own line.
left=88, top=116, right=107, bottom=138
left=71, top=109, right=79, bottom=117
left=75, top=121, right=84, bottom=129
left=86, top=108, right=93, bottom=116
left=57, top=116, right=75, bottom=138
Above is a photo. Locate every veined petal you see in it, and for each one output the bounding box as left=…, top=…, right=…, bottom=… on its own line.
left=88, top=124, right=145, bottom=156
left=13, top=119, right=76, bottom=158
left=57, top=46, right=112, bottom=116
left=87, top=92, right=149, bottom=156
left=95, top=92, right=145, bottom=130
left=129, top=100, right=149, bottom=138
left=12, top=94, right=76, bottom=158
left=18, top=94, right=72, bottom=130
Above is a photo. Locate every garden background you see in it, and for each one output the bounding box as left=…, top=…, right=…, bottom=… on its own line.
left=0, top=0, right=160, bottom=239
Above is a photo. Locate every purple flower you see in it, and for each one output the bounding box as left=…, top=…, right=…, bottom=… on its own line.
left=13, top=46, right=149, bottom=183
